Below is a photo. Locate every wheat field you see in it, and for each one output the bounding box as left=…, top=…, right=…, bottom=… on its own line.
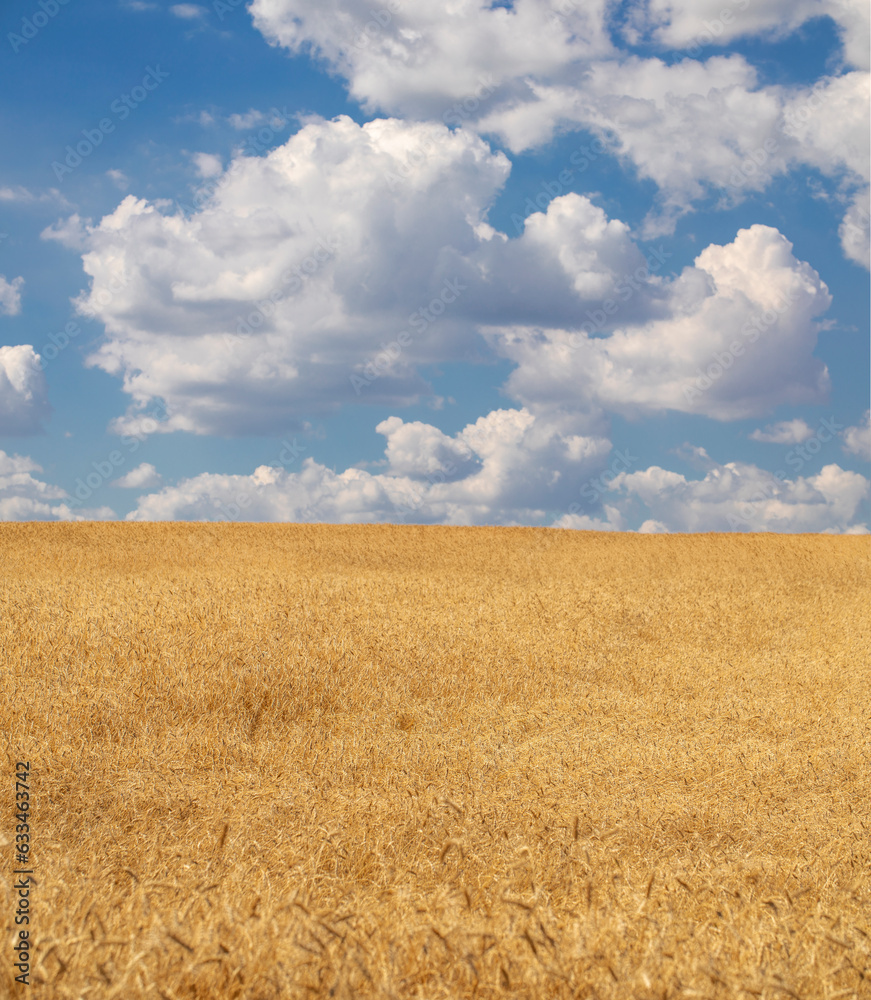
left=1, top=524, right=869, bottom=999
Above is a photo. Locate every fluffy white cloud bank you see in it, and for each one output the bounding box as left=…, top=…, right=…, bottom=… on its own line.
left=0, top=346, right=51, bottom=435
left=249, top=0, right=615, bottom=118
left=486, top=225, right=832, bottom=421
left=556, top=454, right=869, bottom=534
left=0, top=450, right=113, bottom=521
left=125, top=416, right=868, bottom=533
left=60, top=107, right=832, bottom=437
left=61, top=116, right=667, bottom=436
left=249, top=0, right=869, bottom=235
left=128, top=406, right=613, bottom=524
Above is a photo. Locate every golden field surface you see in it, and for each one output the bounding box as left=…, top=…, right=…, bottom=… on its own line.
left=1, top=524, right=870, bottom=1000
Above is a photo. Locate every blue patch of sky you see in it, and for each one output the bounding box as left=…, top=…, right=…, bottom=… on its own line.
left=486, top=128, right=662, bottom=241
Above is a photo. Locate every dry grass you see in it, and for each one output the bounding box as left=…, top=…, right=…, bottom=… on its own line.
left=1, top=523, right=869, bottom=999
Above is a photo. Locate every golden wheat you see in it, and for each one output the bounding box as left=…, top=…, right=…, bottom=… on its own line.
left=1, top=524, right=869, bottom=999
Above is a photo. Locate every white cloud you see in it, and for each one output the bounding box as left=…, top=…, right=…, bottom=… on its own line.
left=41, top=214, right=91, bottom=250
left=127, top=407, right=613, bottom=524
left=606, top=458, right=869, bottom=533
left=124, top=416, right=871, bottom=532
left=0, top=275, right=24, bottom=316
left=0, top=449, right=114, bottom=521
left=0, top=346, right=50, bottom=434
left=0, top=186, right=71, bottom=208
left=57, top=117, right=833, bottom=436
left=486, top=225, right=832, bottom=422
left=840, top=186, right=870, bottom=269
left=627, top=0, right=870, bottom=71
left=106, top=169, right=130, bottom=191
left=249, top=0, right=615, bottom=119
left=779, top=72, right=870, bottom=184
left=749, top=418, right=814, bottom=444
left=229, top=110, right=265, bottom=130
left=191, top=152, right=223, bottom=177
left=64, top=116, right=653, bottom=436
left=491, top=62, right=869, bottom=235
left=553, top=506, right=626, bottom=531
left=171, top=3, right=206, bottom=19
left=247, top=1, right=869, bottom=241
left=842, top=411, right=871, bottom=461
left=111, top=462, right=163, bottom=488
left=0, top=186, right=34, bottom=203
left=227, top=109, right=289, bottom=130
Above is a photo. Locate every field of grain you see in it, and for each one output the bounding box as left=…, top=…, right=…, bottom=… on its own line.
left=1, top=524, right=869, bottom=999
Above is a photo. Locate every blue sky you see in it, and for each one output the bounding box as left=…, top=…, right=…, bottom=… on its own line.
left=0, top=0, right=868, bottom=531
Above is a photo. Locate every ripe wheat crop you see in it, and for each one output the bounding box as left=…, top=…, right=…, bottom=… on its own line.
left=1, top=524, right=869, bottom=999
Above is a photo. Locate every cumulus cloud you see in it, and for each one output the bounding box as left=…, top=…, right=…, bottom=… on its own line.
left=749, top=419, right=815, bottom=444
left=0, top=274, right=24, bottom=316
left=111, top=462, right=163, bottom=488
left=64, top=116, right=656, bottom=436
left=0, top=449, right=114, bottom=521
left=486, top=225, right=832, bottom=422
left=58, top=120, right=833, bottom=435
left=841, top=411, right=871, bottom=460
left=247, top=0, right=869, bottom=238
left=249, top=0, right=615, bottom=119
left=491, top=62, right=869, bottom=234
left=626, top=0, right=870, bottom=71
left=0, top=346, right=51, bottom=435
left=600, top=458, right=869, bottom=533
left=125, top=417, right=870, bottom=532
left=127, top=407, right=613, bottom=524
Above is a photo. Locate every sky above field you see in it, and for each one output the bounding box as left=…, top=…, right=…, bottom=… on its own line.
left=0, top=0, right=869, bottom=531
